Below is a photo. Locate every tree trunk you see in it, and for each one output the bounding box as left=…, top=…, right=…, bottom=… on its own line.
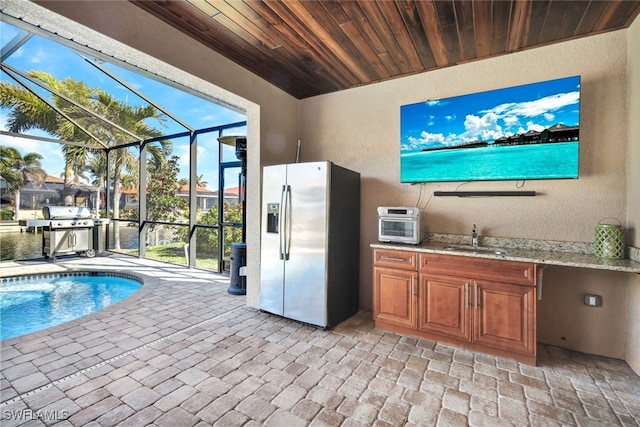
left=113, top=183, right=122, bottom=250
left=13, top=190, right=21, bottom=220
left=94, top=189, right=100, bottom=216
left=63, top=163, right=74, bottom=206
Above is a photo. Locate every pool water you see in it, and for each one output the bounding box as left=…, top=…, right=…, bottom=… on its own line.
left=0, top=273, right=142, bottom=340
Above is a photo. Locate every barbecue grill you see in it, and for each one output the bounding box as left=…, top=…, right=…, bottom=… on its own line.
left=42, top=206, right=96, bottom=260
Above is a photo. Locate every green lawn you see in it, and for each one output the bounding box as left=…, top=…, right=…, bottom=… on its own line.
left=123, top=242, right=220, bottom=271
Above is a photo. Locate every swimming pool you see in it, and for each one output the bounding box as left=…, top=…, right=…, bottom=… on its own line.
left=0, top=272, right=142, bottom=341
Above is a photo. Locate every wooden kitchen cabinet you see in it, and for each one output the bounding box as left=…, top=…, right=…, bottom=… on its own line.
left=473, top=279, right=536, bottom=356
left=373, top=267, right=417, bottom=328
left=418, top=273, right=471, bottom=341
left=373, top=249, right=417, bottom=329
left=419, top=254, right=537, bottom=363
left=373, top=249, right=538, bottom=364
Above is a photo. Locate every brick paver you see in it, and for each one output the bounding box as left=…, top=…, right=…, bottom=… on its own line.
left=1, top=255, right=639, bottom=426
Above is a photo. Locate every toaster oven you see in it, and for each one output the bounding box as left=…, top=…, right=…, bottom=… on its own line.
left=377, top=206, right=421, bottom=245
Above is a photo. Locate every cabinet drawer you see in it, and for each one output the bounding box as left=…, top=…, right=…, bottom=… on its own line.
left=373, top=249, right=417, bottom=271
left=419, top=253, right=536, bottom=286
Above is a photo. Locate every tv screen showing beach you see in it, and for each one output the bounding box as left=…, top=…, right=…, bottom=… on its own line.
left=400, top=75, right=580, bottom=183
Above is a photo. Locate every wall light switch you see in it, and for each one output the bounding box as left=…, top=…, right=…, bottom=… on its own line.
left=583, top=294, right=602, bottom=307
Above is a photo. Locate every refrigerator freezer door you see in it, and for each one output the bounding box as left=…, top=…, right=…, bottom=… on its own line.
left=283, top=162, right=329, bottom=326
left=259, top=164, right=287, bottom=316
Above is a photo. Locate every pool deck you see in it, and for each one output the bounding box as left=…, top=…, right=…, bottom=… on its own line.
left=1, top=253, right=639, bottom=426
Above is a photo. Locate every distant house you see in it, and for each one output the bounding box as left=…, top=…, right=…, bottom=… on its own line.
left=120, top=187, right=139, bottom=210
left=219, top=186, right=242, bottom=207
left=177, top=184, right=218, bottom=210
left=0, top=175, right=99, bottom=210
left=492, top=123, right=579, bottom=147
left=121, top=184, right=227, bottom=211
left=541, top=123, right=580, bottom=143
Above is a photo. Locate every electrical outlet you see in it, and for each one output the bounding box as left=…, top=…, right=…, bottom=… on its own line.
left=583, top=294, right=602, bottom=307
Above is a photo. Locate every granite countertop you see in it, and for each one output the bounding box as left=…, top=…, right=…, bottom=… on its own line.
left=371, top=233, right=640, bottom=274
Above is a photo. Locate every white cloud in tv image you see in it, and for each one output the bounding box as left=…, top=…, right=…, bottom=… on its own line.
left=400, top=75, right=580, bottom=183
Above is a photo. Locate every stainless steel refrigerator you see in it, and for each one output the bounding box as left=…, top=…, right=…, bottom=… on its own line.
left=259, top=161, right=360, bottom=328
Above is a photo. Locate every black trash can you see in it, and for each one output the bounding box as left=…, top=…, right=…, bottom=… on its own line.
left=92, top=218, right=109, bottom=253
left=229, top=242, right=247, bottom=295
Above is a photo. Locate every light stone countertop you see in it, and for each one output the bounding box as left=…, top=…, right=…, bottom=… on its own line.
left=371, top=233, right=640, bottom=274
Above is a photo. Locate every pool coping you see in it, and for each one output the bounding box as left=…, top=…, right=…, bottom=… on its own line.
left=0, top=255, right=239, bottom=406
left=1, top=269, right=159, bottom=345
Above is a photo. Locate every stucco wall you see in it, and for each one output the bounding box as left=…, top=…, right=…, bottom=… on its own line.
left=626, top=16, right=640, bottom=374
left=299, top=31, right=633, bottom=359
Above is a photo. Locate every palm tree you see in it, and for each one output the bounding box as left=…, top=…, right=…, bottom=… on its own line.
left=179, top=174, right=208, bottom=188
left=60, top=144, right=91, bottom=205
left=85, top=152, right=107, bottom=215
left=196, top=174, right=208, bottom=188
left=0, top=145, right=47, bottom=220
left=0, top=71, right=170, bottom=248
left=0, top=146, right=21, bottom=191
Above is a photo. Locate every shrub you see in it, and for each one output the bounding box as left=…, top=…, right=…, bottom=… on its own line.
left=0, top=210, right=15, bottom=220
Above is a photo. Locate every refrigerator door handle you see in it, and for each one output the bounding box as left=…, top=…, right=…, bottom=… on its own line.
left=279, top=185, right=287, bottom=260
left=284, top=185, right=292, bottom=260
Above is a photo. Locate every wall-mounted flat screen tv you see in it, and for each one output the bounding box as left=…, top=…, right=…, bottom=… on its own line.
left=400, top=75, right=580, bottom=183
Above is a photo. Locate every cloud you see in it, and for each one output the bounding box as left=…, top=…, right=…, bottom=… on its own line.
left=174, top=142, right=190, bottom=176
left=9, top=45, right=25, bottom=59
left=29, top=47, right=50, bottom=65
left=484, top=91, right=579, bottom=120
left=406, top=111, right=505, bottom=150
left=515, top=122, right=545, bottom=135
left=461, top=112, right=503, bottom=142
left=404, top=131, right=446, bottom=150
left=503, top=116, right=520, bottom=127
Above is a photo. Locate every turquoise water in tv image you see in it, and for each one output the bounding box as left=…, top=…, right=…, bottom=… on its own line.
left=400, top=141, right=579, bottom=182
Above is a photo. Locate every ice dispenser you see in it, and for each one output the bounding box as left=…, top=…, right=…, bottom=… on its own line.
left=267, top=203, right=279, bottom=233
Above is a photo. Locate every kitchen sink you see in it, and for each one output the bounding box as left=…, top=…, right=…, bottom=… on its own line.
left=443, top=246, right=508, bottom=255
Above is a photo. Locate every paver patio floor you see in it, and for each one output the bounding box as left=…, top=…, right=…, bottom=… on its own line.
left=1, top=254, right=639, bottom=426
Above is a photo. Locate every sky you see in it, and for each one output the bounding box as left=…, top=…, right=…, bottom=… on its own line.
left=400, top=75, right=581, bottom=152
left=0, top=21, right=246, bottom=190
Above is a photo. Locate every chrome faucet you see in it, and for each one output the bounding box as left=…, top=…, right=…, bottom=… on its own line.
left=472, top=223, right=478, bottom=248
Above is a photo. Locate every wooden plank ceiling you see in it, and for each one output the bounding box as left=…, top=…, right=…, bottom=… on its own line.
left=132, top=0, right=640, bottom=99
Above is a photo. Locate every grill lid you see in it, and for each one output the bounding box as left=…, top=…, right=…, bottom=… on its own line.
left=42, top=206, right=92, bottom=220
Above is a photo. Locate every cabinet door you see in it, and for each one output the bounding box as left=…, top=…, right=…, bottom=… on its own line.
left=419, top=274, right=471, bottom=341
left=473, top=280, right=536, bottom=356
left=373, top=266, right=417, bottom=328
